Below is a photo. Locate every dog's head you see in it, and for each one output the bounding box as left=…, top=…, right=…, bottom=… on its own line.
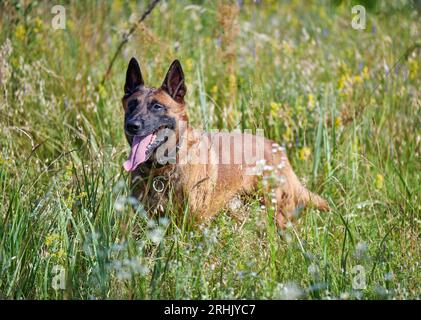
left=122, top=58, right=188, bottom=172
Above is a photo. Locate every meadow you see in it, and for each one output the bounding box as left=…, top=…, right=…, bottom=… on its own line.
left=0, top=0, right=420, bottom=299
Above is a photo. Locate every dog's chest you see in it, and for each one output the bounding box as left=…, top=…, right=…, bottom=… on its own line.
left=132, top=167, right=184, bottom=215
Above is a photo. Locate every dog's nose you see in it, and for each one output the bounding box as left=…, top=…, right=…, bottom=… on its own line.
left=126, top=119, right=142, bottom=134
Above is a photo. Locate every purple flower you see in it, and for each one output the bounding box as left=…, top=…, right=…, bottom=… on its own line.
left=371, top=25, right=377, bottom=34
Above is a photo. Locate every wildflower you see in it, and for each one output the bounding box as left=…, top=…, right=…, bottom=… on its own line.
left=147, top=219, right=157, bottom=228
left=148, top=228, right=164, bottom=244
left=334, top=116, right=343, bottom=129
left=76, top=191, right=87, bottom=200
left=111, top=0, right=122, bottom=13
left=337, top=74, right=347, bottom=91
left=14, top=24, right=26, bottom=41
left=282, top=126, right=293, bottom=142
left=307, top=94, right=315, bottom=110
left=159, top=217, right=169, bottom=226
left=299, top=147, right=311, bottom=161
left=98, top=84, right=107, bottom=100
left=270, top=101, right=280, bottom=111
left=270, top=101, right=281, bottom=117
left=408, top=59, right=419, bottom=80
left=211, top=85, right=218, bottom=95
left=281, top=41, right=293, bottom=55
left=375, top=174, right=384, bottom=190
left=67, top=20, right=75, bottom=32
left=353, top=75, right=363, bottom=84
left=185, top=58, right=193, bottom=72
left=33, top=17, right=43, bottom=33
left=45, top=233, right=60, bottom=247
left=52, top=248, right=67, bottom=260
left=362, top=66, right=369, bottom=79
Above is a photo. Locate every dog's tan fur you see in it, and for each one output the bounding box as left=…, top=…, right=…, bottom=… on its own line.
left=123, top=59, right=329, bottom=228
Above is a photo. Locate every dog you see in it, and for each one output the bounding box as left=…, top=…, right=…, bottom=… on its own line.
left=122, top=58, right=329, bottom=228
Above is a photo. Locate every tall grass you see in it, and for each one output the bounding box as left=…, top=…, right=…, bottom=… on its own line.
left=0, top=0, right=420, bottom=299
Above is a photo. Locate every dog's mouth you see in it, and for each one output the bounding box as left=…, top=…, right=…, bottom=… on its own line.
left=123, top=126, right=171, bottom=172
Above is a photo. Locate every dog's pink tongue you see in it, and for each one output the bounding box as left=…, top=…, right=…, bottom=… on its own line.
left=123, top=134, right=153, bottom=172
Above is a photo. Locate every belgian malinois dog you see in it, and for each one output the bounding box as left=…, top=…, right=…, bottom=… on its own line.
left=122, top=58, right=329, bottom=228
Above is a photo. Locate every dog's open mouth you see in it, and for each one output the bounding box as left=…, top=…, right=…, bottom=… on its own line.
left=123, top=126, right=170, bottom=172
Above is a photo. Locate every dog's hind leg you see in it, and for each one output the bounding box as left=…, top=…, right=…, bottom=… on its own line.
left=263, top=146, right=329, bottom=229
left=276, top=169, right=330, bottom=229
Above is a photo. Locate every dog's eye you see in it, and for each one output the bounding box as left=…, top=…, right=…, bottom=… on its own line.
left=151, top=103, right=164, bottom=111
left=128, top=101, right=137, bottom=112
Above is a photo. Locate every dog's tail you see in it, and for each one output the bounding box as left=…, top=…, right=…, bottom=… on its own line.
left=296, top=184, right=330, bottom=212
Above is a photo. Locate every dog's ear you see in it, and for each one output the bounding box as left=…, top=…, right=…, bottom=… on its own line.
left=161, top=60, right=186, bottom=103
left=124, top=57, right=144, bottom=95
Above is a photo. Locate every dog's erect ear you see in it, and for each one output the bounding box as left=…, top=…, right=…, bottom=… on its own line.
left=161, top=60, right=186, bottom=103
left=124, top=57, right=144, bottom=95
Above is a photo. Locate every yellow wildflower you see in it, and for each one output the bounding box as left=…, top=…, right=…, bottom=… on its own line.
left=76, top=191, right=87, bottom=200
left=15, top=24, right=26, bottom=41
left=52, top=248, right=67, bottom=260
left=112, top=0, right=123, bottom=13
left=334, top=116, right=343, bottom=129
left=33, top=17, right=43, bottom=33
left=375, top=174, right=384, bottom=189
left=211, top=85, right=218, bottom=95
left=409, top=59, right=419, bottom=80
left=282, top=41, right=293, bottom=55
left=98, top=84, right=107, bottom=100
left=307, top=94, right=315, bottom=110
left=299, top=147, right=311, bottom=161
left=64, top=194, right=73, bottom=208
left=362, top=66, right=369, bottom=79
left=353, top=75, right=363, bottom=84
left=270, top=101, right=281, bottom=118
left=338, top=74, right=347, bottom=91
left=270, top=101, right=279, bottom=111
left=67, top=20, right=75, bottom=32
left=45, top=233, right=60, bottom=247
left=185, top=58, right=193, bottom=72
left=282, top=126, right=293, bottom=142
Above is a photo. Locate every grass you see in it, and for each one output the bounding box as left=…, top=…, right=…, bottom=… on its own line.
left=0, top=0, right=420, bottom=299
